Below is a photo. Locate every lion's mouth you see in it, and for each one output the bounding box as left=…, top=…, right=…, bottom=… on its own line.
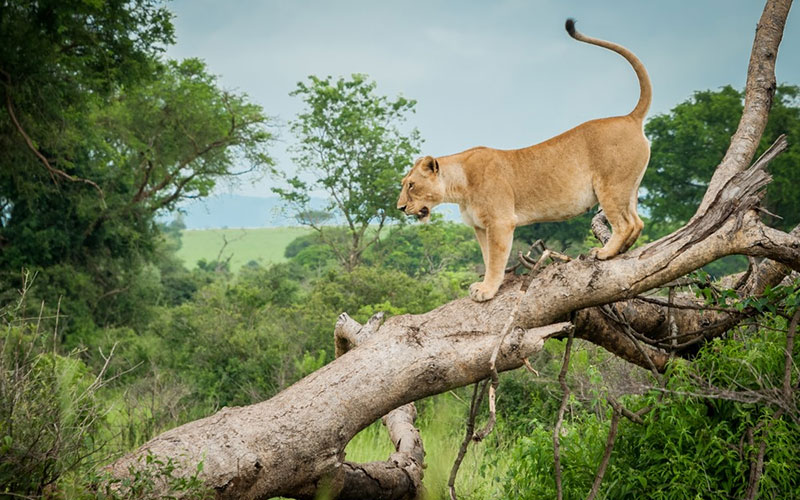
left=416, top=207, right=429, bottom=220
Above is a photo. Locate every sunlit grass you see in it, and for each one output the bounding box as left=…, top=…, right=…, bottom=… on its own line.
left=177, top=227, right=312, bottom=271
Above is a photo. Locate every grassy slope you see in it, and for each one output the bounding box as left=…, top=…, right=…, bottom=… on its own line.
left=177, top=227, right=312, bottom=271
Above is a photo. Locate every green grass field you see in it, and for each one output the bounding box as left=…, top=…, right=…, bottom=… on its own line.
left=177, top=227, right=312, bottom=271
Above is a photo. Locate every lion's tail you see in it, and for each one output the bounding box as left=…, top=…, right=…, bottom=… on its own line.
left=565, top=18, right=651, bottom=122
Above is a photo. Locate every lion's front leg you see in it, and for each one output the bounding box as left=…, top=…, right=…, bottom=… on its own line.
left=473, top=227, right=489, bottom=272
left=469, top=223, right=514, bottom=302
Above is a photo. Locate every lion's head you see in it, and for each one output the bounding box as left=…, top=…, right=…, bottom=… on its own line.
left=397, top=156, right=444, bottom=223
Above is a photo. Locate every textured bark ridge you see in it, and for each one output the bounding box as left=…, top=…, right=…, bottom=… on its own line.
left=106, top=1, right=797, bottom=498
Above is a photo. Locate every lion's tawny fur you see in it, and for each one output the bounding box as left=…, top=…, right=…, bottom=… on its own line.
left=397, top=19, right=652, bottom=302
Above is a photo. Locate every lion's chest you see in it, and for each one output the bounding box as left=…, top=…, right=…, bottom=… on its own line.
left=459, top=204, right=483, bottom=228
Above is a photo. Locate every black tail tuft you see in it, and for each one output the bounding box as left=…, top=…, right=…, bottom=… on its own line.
left=565, top=18, right=577, bottom=38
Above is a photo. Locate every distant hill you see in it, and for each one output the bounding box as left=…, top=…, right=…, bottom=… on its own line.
left=169, top=194, right=461, bottom=229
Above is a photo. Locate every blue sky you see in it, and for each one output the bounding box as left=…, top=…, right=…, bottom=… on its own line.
left=166, top=1, right=799, bottom=197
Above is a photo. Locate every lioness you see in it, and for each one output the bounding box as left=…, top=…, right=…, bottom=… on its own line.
left=397, top=19, right=651, bottom=302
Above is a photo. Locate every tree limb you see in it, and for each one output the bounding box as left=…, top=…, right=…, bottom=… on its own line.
left=2, top=71, right=104, bottom=198
left=332, top=312, right=426, bottom=500
left=697, top=0, right=792, bottom=215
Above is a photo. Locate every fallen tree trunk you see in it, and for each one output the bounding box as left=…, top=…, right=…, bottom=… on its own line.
left=107, top=0, right=797, bottom=498
left=109, top=291, right=571, bottom=498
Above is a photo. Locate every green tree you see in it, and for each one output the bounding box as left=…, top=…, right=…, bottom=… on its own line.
left=0, top=0, right=174, bottom=334
left=94, top=58, right=274, bottom=215
left=273, top=74, right=421, bottom=270
left=642, top=84, right=800, bottom=237
left=0, top=3, right=275, bottom=335
left=364, top=219, right=482, bottom=277
left=0, top=0, right=174, bottom=193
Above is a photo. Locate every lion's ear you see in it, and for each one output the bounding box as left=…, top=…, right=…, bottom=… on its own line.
left=422, top=156, right=439, bottom=175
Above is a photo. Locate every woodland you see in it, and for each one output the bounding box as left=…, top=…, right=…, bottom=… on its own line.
left=1, top=0, right=799, bottom=499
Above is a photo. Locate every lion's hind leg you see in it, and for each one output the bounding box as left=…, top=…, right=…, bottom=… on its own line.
left=592, top=147, right=647, bottom=259
left=592, top=178, right=642, bottom=260
left=591, top=204, right=635, bottom=260
left=620, top=197, right=644, bottom=253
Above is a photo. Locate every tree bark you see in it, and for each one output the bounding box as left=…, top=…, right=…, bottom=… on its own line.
left=108, top=296, right=571, bottom=498
left=106, top=1, right=797, bottom=498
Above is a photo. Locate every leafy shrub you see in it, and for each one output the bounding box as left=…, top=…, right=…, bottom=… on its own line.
left=503, top=314, right=800, bottom=500
left=1, top=279, right=109, bottom=496
left=96, top=453, right=212, bottom=500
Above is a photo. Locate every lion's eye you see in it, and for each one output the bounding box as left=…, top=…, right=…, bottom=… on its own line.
left=408, top=182, right=414, bottom=190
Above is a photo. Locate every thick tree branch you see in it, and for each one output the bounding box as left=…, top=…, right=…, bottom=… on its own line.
left=697, top=0, right=791, bottom=215
left=107, top=289, right=571, bottom=498
left=333, top=313, right=425, bottom=500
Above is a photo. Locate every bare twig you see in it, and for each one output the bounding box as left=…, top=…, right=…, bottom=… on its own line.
left=507, top=239, right=545, bottom=272
left=601, top=304, right=662, bottom=381
left=554, top=329, right=575, bottom=500
left=744, top=408, right=785, bottom=500
left=585, top=407, right=621, bottom=500
left=667, top=286, right=677, bottom=350
left=448, top=379, right=489, bottom=500
left=523, top=358, right=540, bottom=376
left=606, top=395, right=646, bottom=425
left=783, top=309, right=798, bottom=405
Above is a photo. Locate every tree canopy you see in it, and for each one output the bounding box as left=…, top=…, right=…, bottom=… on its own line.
left=273, top=74, right=421, bottom=270
left=642, top=84, right=800, bottom=236
left=0, top=0, right=275, bottom=334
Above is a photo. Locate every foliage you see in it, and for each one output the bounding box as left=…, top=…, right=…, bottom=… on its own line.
left=283, top=227, right=349, bottom=271
left=0, top=0, right=174, bottom=112
left=505, top=418, right=612, bottom=500
left=94, top=57, right=274, bottom=213
left=96, top=453, right=212, bottom=500
left=364, top=218, right=482, bottom=277
left=108, top=223, right=479, bottom=413
left=503, top=313, right=799, bottom=499
left=642, top=85, right=800, bottom=237
left=273, top=74, right=421, bottom=270
left=0, top=7, right=275, bottom=337
left=0, top=275, right=108, bottom=496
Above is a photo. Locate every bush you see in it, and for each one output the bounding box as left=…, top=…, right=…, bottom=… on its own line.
left=503, top=314, right=800, bottom=500
left=0, top=277, right=109, bottom=496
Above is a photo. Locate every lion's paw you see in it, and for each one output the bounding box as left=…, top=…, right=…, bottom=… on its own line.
left=589, top=247, right=613, bottom=260
left=469, top=282, right=498, bottom=302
